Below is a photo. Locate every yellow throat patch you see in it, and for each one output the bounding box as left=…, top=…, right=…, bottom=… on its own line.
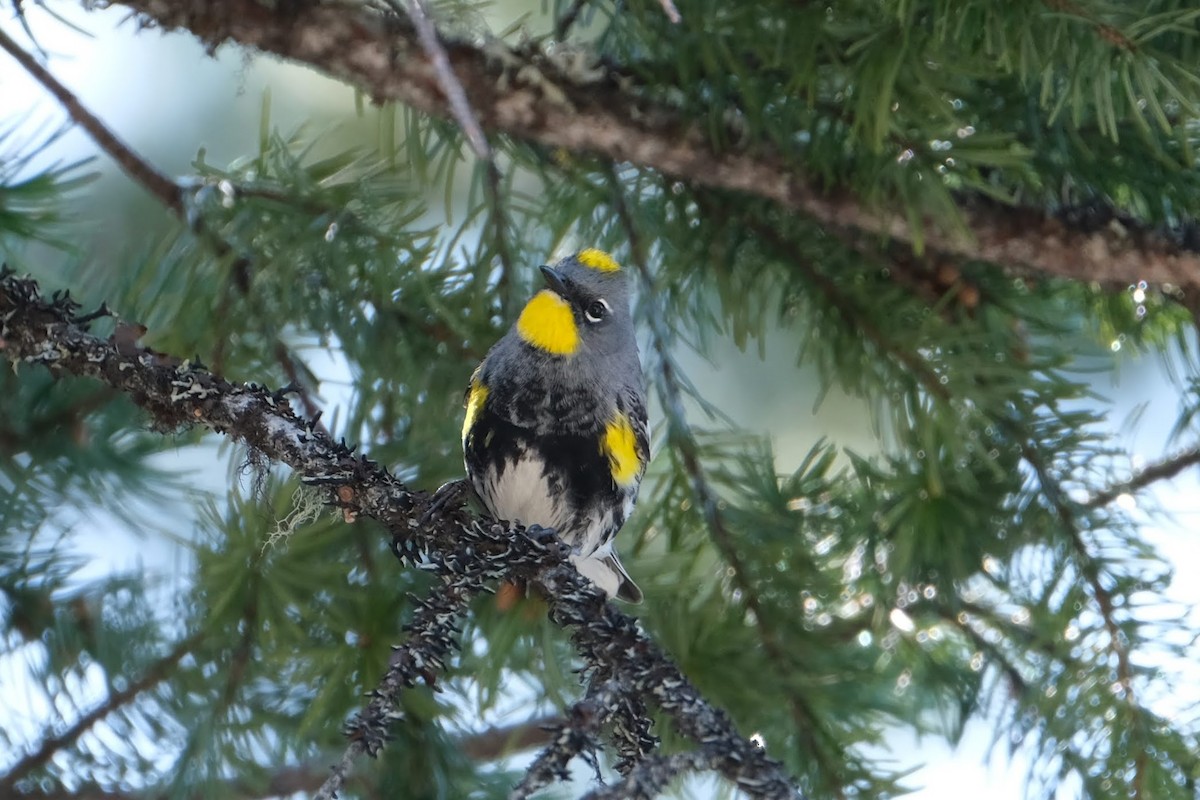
left=517, top=290, right=579, bottom=355
left=602, top=412, right=641, bottom=487
left=577, top=248, right=621, bottom=273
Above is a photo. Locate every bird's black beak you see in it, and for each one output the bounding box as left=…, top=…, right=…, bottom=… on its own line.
left=539, top=265, right=570, bottom=297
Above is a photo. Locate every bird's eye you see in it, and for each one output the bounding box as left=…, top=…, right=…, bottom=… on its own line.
left=584, top=299, right=610, bottom=323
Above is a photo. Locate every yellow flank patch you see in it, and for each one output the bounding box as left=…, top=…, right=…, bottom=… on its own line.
left=602, top=413, right=641, bottom=486
left=577, top=248, right=621, bottom=273
left=462, top=379, right=488, bottom=445
left=517, top=290, right=580, bottom=355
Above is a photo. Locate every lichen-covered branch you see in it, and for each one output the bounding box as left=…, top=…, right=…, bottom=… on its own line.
left=581, top=752, right=716, bottom=800
left=509, top=680, right=621, bottom=800
left=99, top=0, right=1200, bottom=291
left=0, top=270, right=803, bottom=799
left=314, top=576, right=483, bottom=800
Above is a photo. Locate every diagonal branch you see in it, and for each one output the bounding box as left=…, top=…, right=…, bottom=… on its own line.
left=0, top=25, right=326, bottom=424
left=0, top=632, right=204, bottom=793
left=99, top=0, right=1200, bottom=291
left=0, top=25, right=180, bottom=211
left=16, top=719, right=559, bottom=800
left=0, top=270, right=803, bottom=799
left=611, top=171, right=844, bottom=798
left=742, top=212, right=1154, bottom=795
left=581, top=751, right=715, bottom=800
left=385, top=0, right=518, bottom=315
left=509, top=680, right=620, bottom=799
left=395, top=0, right=490, bottom=162
left=315, top=577, right=482, bottom=800
left=1084, top=446, right=1200, bottom=510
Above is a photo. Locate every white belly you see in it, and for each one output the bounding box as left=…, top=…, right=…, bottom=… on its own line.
left=476, top=457, right=574, bottom=536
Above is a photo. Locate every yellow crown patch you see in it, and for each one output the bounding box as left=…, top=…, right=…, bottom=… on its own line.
left=517, top=290, right=580, bottom=355
left=577, top=248, right=621, bottom=273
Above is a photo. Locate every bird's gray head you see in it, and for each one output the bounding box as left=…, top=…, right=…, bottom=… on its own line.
left=511, top=249, right=637, bottom=364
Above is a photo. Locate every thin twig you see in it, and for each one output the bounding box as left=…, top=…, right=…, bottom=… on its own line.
left=1016, top=439, right=1139, bottom=706
left=389, top=0, right=517, bottom=313
left=1084, top=446, right=1200, bottom=510
left=608, top=169, right=834, bottom=798
left=0, top=633, right=203, bottom=793
left=273, top=340, right=323, bottom=421
left=554, top=0, right=592, bottom=40
left=509, top=681, right=620, bottom=799
left=0, top=26, right=180, bottom=211
left=10, top=0, right=49, bottom=60
left=484, top=161, right=520, bottom=318
left=397, top=0, right=491, bottom=161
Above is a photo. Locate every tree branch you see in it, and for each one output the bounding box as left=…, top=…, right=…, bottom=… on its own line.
left=15, top=718, right=559, bottom=800
left=0, top=632, right=203, bottom=794
left=0, top=270, right=803, bottom=799
left=395, top=0, right=490, bottom=161
left=99, top=0, right=1200, bottom=291
left=743, top=212, right=1155, bottom=796
left=581, top=752, right=715, bottom=800
left=315, top=577, right=482, bottom=800
left=0, top=25, right=180, bottom=211
left=509, top=680, right=620, bottom=799
left=611, top=171, right=845, bottom=797
left=1084, top=446, right=1200, bottom=510
left=0, top=24, right=329, bottom=424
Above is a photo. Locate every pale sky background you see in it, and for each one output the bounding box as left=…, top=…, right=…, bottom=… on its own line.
left=2, top=3, right=1199, bottom=798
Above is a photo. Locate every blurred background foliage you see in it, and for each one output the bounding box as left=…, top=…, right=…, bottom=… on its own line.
left=2, top=1, right=1200, bottom=799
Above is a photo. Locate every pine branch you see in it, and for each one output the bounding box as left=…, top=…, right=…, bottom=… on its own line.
left=0, top=25, right=327, bottom=424
left=384, top=0, right=518, bottom=317
left=316, top=577, right=481, bottom=800
left=612, top=172, right=845, bottom=798
left=484, top=160, right=520, bottom=318
left=97, top=0, right=1200, bottom=291
left=581, top=752, right=714, bottom=800
left=0, top=26, right=180, bottom=213
left=1084, top=446, right=1200, bottom=509
left=0, top=632, right=203, bottom=794
left=1016, top=441, right=1142, bottom=713
left=509, top=680, right=619, bottom=799
left=744, top=212, right=1157, bottom=795
left=16, top=719, right=559, bottom=800
left=0, top=270, right=804, bottom=799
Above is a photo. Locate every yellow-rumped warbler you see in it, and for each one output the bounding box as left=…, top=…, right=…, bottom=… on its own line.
left=461, top=249, right=647, bottom=602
